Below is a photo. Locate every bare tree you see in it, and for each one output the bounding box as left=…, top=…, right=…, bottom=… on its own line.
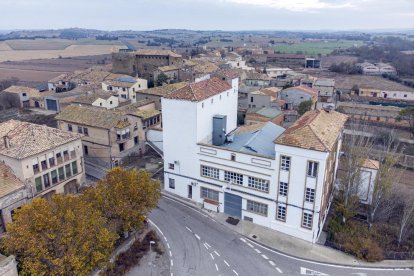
left=396, top=187, right=414, bottom=246
left=337, top=122, right=374, bottom=223
left=368, top=130, right=402, bottom=228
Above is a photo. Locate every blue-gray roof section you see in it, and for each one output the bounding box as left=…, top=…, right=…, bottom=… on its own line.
left=220, top=122, right=285, bottom=158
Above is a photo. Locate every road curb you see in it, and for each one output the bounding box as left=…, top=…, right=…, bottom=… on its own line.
left=160, top=192, right=414, bottom=270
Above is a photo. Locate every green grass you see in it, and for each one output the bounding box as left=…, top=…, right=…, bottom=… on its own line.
left=274, top=40, right=364, bottom=56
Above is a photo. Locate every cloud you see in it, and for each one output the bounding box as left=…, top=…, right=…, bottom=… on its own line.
left=222, top=0, right=354, bottom=11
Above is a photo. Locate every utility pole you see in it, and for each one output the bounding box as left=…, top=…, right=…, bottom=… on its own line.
left=150, top=240, right=156, bottom=276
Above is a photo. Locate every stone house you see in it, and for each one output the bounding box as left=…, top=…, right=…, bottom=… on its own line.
left=56, top=101, right=161, bottom=169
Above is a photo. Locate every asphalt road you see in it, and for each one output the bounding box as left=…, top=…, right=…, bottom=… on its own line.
left=149, top=197, right=414, bottom=276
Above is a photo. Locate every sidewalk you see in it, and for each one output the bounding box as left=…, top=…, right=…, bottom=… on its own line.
left=162, top=191, right=414, bottom=268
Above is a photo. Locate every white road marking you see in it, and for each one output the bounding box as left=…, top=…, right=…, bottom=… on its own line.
left=203, top=243, right=209, bottom=250
left=276, top=267, right=283, bottom=273
left=167, top=243, right=170, bottom=249
left=214, top=250, right=220, bottom=257
left=352, top=274, right=367, bottom=276
left=195, top=234, right=201, bottom=240
left=269, top=260, right=275, bottom=266
left=147, top=219, right=164, bottom=236
left=170, top=259, right=174, bottom=267
left=205, top=242, right=211, bottom=248
left=169, top=250, right=172, bottom=257
left=247, top=238, right=411, bottom=271
left=254, top=248, right=261, bottom=254
left=247, top=242, right=254, bottom=248
left=300, top=267, right=328, bottom=275
left=233, top=269, right=239, bottom=276
left=171, top=273, right=173, bottom=276
left=239, top=238, right=246, bottom=242
left=210, top=253, right=215, bottom=260
left=261, top=254, right=269, bottom=260
left=224, top=260, right=230, bottom=267
left=164, top=236, right=167, bottom=242
left=185, top=226, right=193, bottom=233
left=215, top=263, right=219, bottom=271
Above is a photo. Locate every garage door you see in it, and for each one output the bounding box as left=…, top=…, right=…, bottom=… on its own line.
left=224, top=192, right=242, bottom=218
left=46, top=99, right=58, bottom=111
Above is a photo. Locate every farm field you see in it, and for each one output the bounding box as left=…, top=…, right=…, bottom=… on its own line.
left=3, top=38, right=123, bottom=50
left=274, top=40, right=364, bottom=56
left=0, top=44, right=126, bottom=62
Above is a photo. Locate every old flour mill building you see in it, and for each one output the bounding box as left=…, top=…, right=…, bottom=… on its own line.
left=162, top=76, right=347, bottom=243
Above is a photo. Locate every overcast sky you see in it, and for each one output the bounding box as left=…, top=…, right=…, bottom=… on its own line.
left=1, top=0, right=413, bottom=31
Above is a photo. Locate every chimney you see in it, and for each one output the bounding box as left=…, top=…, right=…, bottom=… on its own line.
left=3, top=136, right=10, bottom=149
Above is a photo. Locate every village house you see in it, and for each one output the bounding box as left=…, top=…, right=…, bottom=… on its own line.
left=136, top=82, right=188, bottom=110
left=102, top=76, right=147, bottom=103
left=72, top=91, right=119, bottom=109
left=0, top=120, right=85, bottom=204
left=280, top=86, right=318, bottom=110
left=0, top=86, right=54, bottom=110
left=56, top=101, right=161, bottom=172
left=162, top=75, right=348, bottom=243
left=154, top=65, right=179, bottom=85
left=245, top=72, right=272, bottom=87
left=313, top=78, right=335, bottom=108
left=247, top=87, right=282, bottom=109
left=245, top=107, right=284, bottom=126
left=358, top=87, right=414, bottom=101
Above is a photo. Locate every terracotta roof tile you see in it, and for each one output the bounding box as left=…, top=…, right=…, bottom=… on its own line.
left=275, top=109, right=348, bottom=151
left=0, top=120, right=82, bottom=160
left=138, top=82, right=188, bottom=96
left=166, top=77, right=231, bottom=102
left=0, top=162, right=25, bottom=198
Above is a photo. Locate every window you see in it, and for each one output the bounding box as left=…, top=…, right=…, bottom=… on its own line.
left=302, top=212, right=313, bottom=229
left=68, top=124, right=73, bottom=131
left=248, top=176, right=269, bottom=192
left=72, top=161, right=78, bottom=175
left=51, top=170, right=58, bottom=184
left=58, top=167, right=65, bottom=181
left=404, top=94, right=407, bottom=98
left=250, top=97, right=254, bottom=103
left=201, top=187, right=219, bottom=201
left=134, top=136, right=138, bottom=145
left=119, top=143, right=125, bottom=152
left=280, top=156, right=290, bottom=171
left=56, top=152, right=62, bottom=163
left=201, top=165, right=219, bottom=179
left=246, top=200, right=268, bottom=216
left=277, top=204, right=286, bottom=221
left=49, top=155, right=55, bottom=167
left=202, top=103, right=204, bottom=108
left=35, top=177, right=43, bottom=193
left=43, top=173, right=50, bottom=188
left=279, top=182, right=288, bottom=197
left=65, top=164, right=72, bottom=178
left=224, top=171, right=243, bottom=185
left=32, top=159, right=39, bottom=174
left=41, top=159, right=47, bottom=170
left=83, top=128, right=89, bottom=136
left=305, top=188, right=315, bottom=203
left=78, top=126, right=83, bottom=134
left=169, top=163, right=175, bottom=170
left=307, top=161, right=318, bottom=178
left=22, top=93, right=27, bottom=97
left=231, top=154, right=236, bottom=161
left=63, top=149, right=69, bottom=161
left=84, top=146, right=88, bottom=156
left=169, top=178, right=175, bottom=189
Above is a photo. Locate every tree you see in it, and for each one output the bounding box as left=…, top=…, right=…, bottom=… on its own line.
left=368, top=130, right=401, bottom=228
left=395, top=188, right=414, bottom=246
left=156, top=73, right=169, bottom=86
left=3, top=195, right=117, bottom=275
left=83, top=168, right=160, bottom=235
left=298, top=100, right=313, bottom=116
left=398, top=107, right=414, bottom=134
left=336, top=123, right=374, bottom=223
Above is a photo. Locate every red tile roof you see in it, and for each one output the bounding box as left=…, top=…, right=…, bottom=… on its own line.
left=165, top=77, right=232, bottom=102
left=285, top=86, right=319, bottom=97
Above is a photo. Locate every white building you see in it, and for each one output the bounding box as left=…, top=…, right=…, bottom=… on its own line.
left=102, top=76, right=147, bottom=103
left=162, top=76, right=348, bottom=243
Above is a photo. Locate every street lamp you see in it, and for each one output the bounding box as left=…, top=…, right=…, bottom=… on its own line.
left=149, top=240, right=156, bottom=276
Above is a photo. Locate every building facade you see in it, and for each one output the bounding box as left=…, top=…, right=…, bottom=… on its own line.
left=162, top=76, right=347, bottom=243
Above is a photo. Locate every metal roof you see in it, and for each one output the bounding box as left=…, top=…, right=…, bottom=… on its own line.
left=220, top=122, right=285, bottom=158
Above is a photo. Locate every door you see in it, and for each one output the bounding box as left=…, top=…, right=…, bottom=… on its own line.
left=46, top=99, right=58, bottom=111
left=188, top=185, right=192, bottom=199
left=224, top=192, right=242, bottom=218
